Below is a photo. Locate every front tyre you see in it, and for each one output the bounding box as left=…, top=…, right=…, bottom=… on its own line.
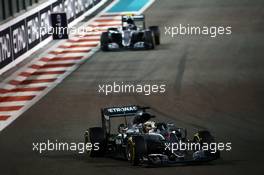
left=149, top=26, right=160, bottom=45
left=193, top=130, right=220, bottom=160
left=144, top=31, right=155, bottom=50
left=100, top=32, right=109, bottom=51
left=127, top=136, right=147, bottom=166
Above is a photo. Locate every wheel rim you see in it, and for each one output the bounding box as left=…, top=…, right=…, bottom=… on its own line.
left=127, top=144, right=132, bottom=161
left=127, top=142, right=135, bottom=162
left=85, top=131, right=92, bottom=156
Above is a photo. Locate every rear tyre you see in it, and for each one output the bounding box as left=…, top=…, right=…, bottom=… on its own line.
left=149, top=26, right=160, bottom=45
left=100, top=32, right=109, bottom=51
left=144, top=31, right=155, bottom=50
left=85, top=127, right=106, bottom=157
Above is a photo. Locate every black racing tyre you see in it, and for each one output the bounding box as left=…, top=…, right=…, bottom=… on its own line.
left=144, top=31, right=155, bottom=50
left=100, top=32, right=109, bottom=51
left=193, top=130, right=214, bottom=144
left=193, top=130, right=220, bottom=159
left=108, top=27, right=118, bottom=32
left=149, top=26, right=160, bottom=45
left=130, top=32, right=138, bottom=47
left=85, top=127, right=106, bottom=157
left=127, top=136, right=147, bottom=166
left=111, top=33, right=122, bottom=47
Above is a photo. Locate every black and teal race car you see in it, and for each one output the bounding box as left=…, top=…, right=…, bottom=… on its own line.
left=84, top=105, right=220, bottom=166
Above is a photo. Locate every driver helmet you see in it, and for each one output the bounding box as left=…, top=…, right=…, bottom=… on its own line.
left=143, top=121, right=156, bottom=133
left=127, top=18, right=134, bottom=25
left=126, top=17, right=136, bottom=30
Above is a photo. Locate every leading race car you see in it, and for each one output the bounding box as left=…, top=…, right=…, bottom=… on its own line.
left=84, top=105, right=220, bottom=166
left=100, top=15, right=160, bottom=51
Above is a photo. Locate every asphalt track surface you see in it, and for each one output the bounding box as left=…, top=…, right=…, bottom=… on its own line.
left=1, top=0, right=264, bottom=174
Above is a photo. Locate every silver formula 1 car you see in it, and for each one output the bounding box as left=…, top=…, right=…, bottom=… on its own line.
left=100, top=15, right=160, bottom=51
left=84, top=105, right=220, bottom=166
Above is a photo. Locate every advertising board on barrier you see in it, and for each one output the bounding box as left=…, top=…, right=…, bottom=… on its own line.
left=0, top=0, right=102, bottom=70
left=50, top=13, right=69, bottom=40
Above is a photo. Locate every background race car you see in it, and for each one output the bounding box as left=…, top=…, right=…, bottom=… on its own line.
left=100, top=15, right=160, bottom=51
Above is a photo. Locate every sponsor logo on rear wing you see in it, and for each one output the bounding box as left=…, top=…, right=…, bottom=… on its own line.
left=103, top=105, right=139, bottom=117
left=121, top=14, right=145, bottom=22
left=103, top=105, right=149, bottom=117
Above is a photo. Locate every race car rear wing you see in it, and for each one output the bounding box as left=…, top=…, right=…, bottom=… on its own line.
left=121, top=14, right=146, bottom=29
left=100, top=105, right=150, bottom=135
left=102, top=105, right=149, bottom=118
left=121, top=15, right=145, bottom=22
